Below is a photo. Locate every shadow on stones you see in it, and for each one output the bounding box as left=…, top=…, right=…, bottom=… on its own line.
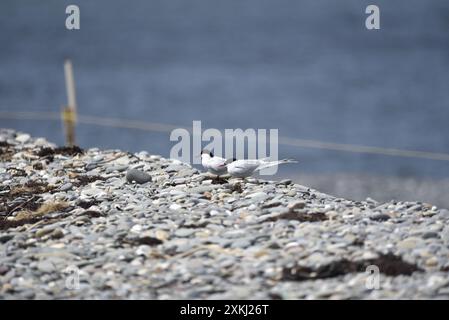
left=77, top=200, right=101, bottom=209
left=0, top=216, right=43, bottom=230
left=33, top=162, right=44, bottom=170
left=37, top=146, right=84, bottom=158
left=268, top=211, right=327, bottom=223
left=181, top=221, right=209, bottom=228
left=72, top=175, right=106, bottom=187
left=211, top=177, right=229, bottom=185
left=81, top=210, right=104, bottom=218
left=351, top=237, right=365, bottom=247
left=440, top=265, right=449, bottom=272
left=122, top=236, right=163, bottom=246
left=281, top=253, right=422, bottom=281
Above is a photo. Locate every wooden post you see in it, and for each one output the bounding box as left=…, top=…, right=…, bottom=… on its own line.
left=62, top=59, right=77, bottom=146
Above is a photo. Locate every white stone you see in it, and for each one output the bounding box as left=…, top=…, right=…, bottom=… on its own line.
left=130, top=224, right=143, bottom=234
left=169, top=203, right=182, bottom=211
left=15, top=133, right=30, bottom=143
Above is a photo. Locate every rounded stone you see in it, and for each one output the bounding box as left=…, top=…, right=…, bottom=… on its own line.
left=425, top=257, right=439, bottom=267
left=59, top=183, right=73, bottom=192
left=126, top=169, right=152, bottom=184
left=422, top=232, right=439, bottom=240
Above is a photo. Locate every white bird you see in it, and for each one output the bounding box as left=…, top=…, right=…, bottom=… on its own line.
left=200, top=149, right=231, bottom=180
left=226, top=158, right=298, bottom=178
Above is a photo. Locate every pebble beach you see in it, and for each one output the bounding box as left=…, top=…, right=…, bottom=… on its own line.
left=1, top=128, right=449, bottom=299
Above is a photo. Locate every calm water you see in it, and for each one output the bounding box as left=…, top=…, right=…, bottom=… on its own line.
left=1, top=0, right=449, bottom=178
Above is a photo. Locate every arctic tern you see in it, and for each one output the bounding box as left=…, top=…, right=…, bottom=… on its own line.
left=200, top=149, right=232, bottom=180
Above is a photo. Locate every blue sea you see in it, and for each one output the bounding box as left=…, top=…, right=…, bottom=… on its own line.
left=1, top=0, right=449, bottom=181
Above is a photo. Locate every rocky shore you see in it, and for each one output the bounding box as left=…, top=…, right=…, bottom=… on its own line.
left=1, top=128, right=449, bottom=299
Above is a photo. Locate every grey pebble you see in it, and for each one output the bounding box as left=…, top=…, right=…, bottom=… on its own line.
left=174, top=228, right=196, bottom=237
left=59, top=182, right=73, bottom=192
left=106, top=165, right=129, bottom=173
left=126, top=169, right=152, bottom=184
left=37, top=260, right=57, bottom=273
left=422, top=232, right=440, bottom=239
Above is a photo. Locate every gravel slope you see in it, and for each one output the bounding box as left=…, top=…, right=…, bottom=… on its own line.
left=1, top=129, right=449, bottom=299
left=287, top=173, right=449, bottom=211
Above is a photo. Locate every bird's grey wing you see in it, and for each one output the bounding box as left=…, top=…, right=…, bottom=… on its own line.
left=211, top=157, right=227, bottom=168
left=234, top=162, right=260, bottom=172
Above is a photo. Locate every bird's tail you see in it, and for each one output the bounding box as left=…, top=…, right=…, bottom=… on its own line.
left=257, top=158, right=298, bottom=171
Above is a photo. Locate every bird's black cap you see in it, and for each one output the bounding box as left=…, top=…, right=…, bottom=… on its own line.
left=201, top=149, right=213, bottom=157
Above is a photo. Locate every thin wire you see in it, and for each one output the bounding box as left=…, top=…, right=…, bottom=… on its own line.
left=1, top=110, right=449, bottom=161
